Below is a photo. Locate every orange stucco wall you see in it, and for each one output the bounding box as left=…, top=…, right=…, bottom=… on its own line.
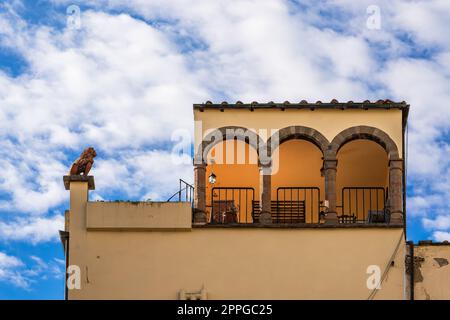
left=205, top=139, right=390, bottom=223
left=336, top=140, right=389, bottom=219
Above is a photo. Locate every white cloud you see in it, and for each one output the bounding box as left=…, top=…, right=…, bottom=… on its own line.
left=0, top=252, right=64, bottom=289
left=92, top=150, right=192, bottom=200
left=0, top=146, right=68, bottom=214
left=0, top=252, right=23, bottom=268
left=433, top=231, right=450, bottom=242
left=24, top=255, right=63, bottom=279
left=423, top=216, right=450, bottom=231
left=391, top=0, right=450, bottom=48
left=0, top=0, right=449, bottom=245
left=0, top=252, right=28, bottom=288
left=0, top=215, right=64, bottom=244
left=0, top=6, right=204, bottom=226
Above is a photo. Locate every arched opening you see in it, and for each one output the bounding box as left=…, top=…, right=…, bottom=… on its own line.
left=271, top=139, right=324, bottom=223
left=205, top=139, right=260, bottom=223
left=336, top=139, right=389, bottom=222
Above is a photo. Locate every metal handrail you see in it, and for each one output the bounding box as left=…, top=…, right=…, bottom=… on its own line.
left=211, top=187, right=255, bottom=224
left=340, top=186, right=386, bottom=223
left=167, top=179, right=194, bottom=204
left=276, top=186, right=321, bottom=223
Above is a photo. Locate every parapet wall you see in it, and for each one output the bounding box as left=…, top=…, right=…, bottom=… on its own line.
left=86, top=201, right=192, bottom=231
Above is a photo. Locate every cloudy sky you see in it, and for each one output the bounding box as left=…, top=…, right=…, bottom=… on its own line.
left=0, top=0, right=449, bottom=299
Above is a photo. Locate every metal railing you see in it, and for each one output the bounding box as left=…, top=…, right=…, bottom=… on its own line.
left=210, top=187, right=255, bottom=224
left=210, top=186, right=322, bottom=224
left=167, top=179, right=194, bottom=206
left=276, top=187, right=321, bottom=223
left=207, top=186, right=391, bottom=225
left=339, top=187, right=387, bottom=223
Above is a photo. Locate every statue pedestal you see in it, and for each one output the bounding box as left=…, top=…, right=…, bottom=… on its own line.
left=63, top=175, right=95, bottom=190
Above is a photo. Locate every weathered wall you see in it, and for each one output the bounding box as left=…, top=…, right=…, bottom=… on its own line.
left=87, top=201, right=192, bottom=230
left=67, top=181, right=406, bottom=300
left=413, top=244, right=450, bottom=300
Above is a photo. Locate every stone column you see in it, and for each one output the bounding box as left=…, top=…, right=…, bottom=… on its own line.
left=323, top=159, right=338, bottom=224
left=193, top=163, right=207, bottom=224
left=389, top=159, right=404, bottom=224
left=259, top=164, right=272, bottom=224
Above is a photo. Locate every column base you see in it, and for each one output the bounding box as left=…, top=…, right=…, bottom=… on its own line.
left=259, top=211, right=272, bottom=225
left=193, top=209, right=207, bottom=225
left=324, top=211, right=339, bottom=225
left=390, top=211, right=404, bottom=224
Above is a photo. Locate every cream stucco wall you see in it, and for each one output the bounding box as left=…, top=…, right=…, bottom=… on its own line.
left=86, top=201, right=191, bottom=231
left=194, top=108, right=403, bottom=155
left=67, top=180, right=406, bottom=300
left=414, top=245, right=450, bottom=300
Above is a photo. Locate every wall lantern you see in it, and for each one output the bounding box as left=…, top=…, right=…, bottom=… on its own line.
left=208, top=172, right=217, bottom=184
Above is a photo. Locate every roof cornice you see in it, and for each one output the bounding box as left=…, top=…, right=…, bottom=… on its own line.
left=194, top=100, right=409, bottom=112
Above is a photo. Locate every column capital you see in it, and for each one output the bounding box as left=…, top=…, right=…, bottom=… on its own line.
left=323, top=159, right=338, bottom=170
left=193, top=156, right=207, bottom=166
left=389, top=159, right=403, bottom=169
left=258, top=159, right=272, bottom=168
left=63, top=175, right=95, bottom=190
left=194, top=163, right=207, bottom=169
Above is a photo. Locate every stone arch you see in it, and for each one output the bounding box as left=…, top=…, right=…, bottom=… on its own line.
left=266, top=126, right=330, bottom=157
left=328, top=125, right=404, bottom=224
left=195, top=126, right=264, bottom=165
left=327, top=126, right=400, bottom=160
left=261, top=126, right=330, bottom=224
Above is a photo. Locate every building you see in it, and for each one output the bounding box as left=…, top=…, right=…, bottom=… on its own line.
left=60, top=99, right=449, bottom=300
left=407, top=240, right=450, bottom=300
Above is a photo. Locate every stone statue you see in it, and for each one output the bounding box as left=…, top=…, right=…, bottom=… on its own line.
left=69, top=147, right=97, bottom=175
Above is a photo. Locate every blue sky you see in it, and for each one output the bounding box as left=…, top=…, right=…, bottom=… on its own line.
left=1, top=0, right=450, bottom=299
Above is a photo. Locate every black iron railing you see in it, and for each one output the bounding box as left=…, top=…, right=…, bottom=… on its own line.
left=276, top=187, right=321, bottom=223
left=211, top=187, right=255, bottom=224
left=252, top=187, right=321, bottom=224
left=207, top=186, right=391, bottom=225
left=167, top=179, right=194, bottom=206
left=339, top=187, right=388, bottom=223
left=210, top=186, right=321, bottom=224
